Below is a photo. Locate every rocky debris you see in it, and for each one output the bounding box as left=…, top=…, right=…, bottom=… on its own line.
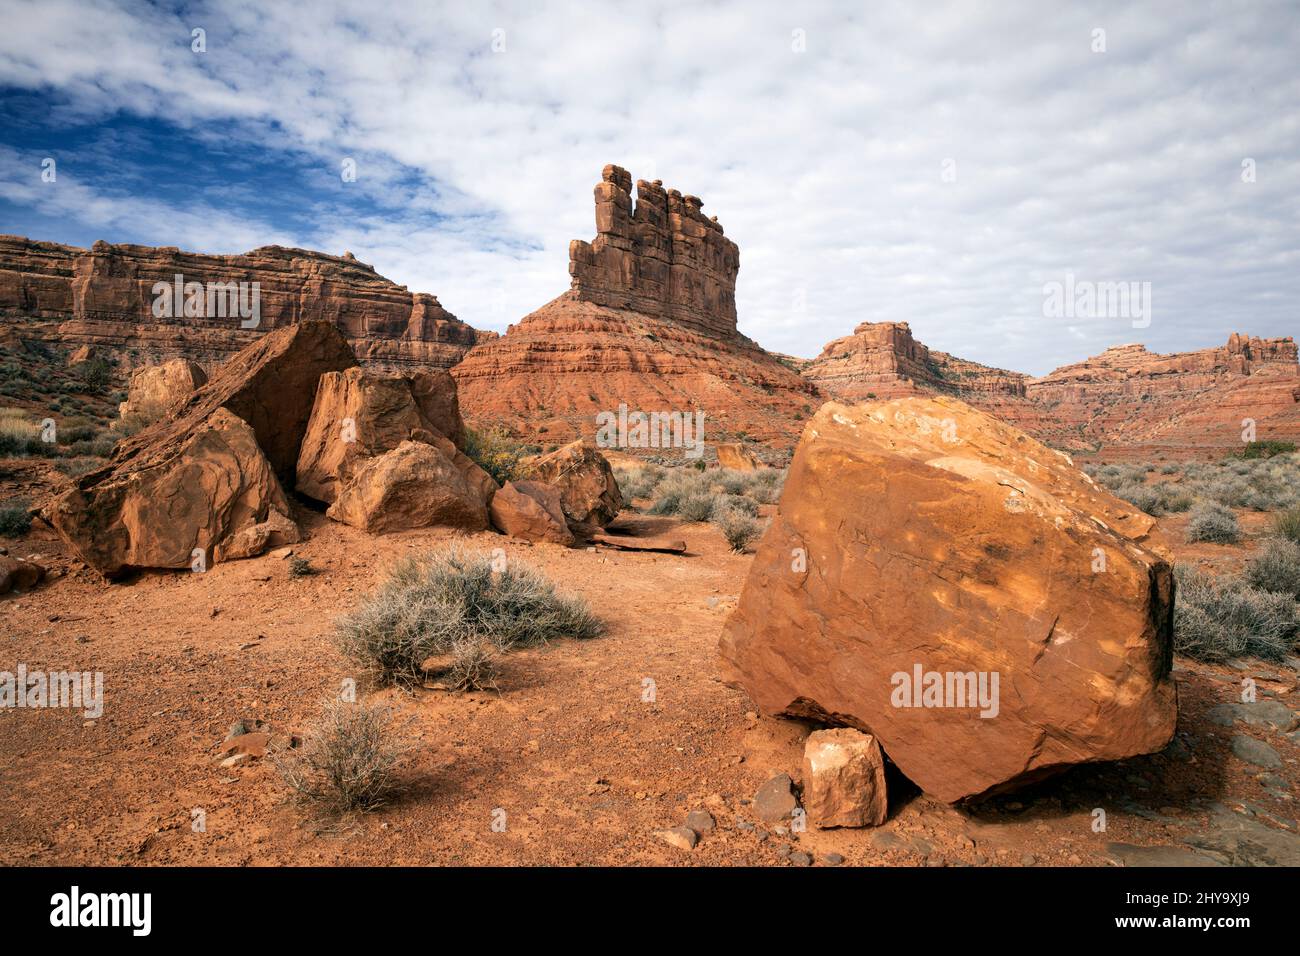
left=1182, top=803, right=1300, bottom=866
left=47, top=407, right=299, bottom=577
left=117, top=358, right=208, bottom=424
left=295, top=366, right=473, bottom=504
left=518, top=440, right=623, bottom=535
left=451, top=166, right=819, bottom=449
left=802, top=728, right=889, bottom=828
left=788, top=851, right=813, bottom=866
left=753, top=772, right=800, bottom=824
left=0, top=234, right=489, bottom=371
left=489, top=480, right=574, bottom=546
left=654, top=826, right=699, bottom=851
left=590, top=533, right=686, bottom=554
left=0, top=555, right=45, bottom=594
left=327, top=441, right=490, bottom=534
left=824, top=852, right=845, bottom=866
left=720, top=397, right=1177, bottom=803
left=1106, top=843, right=1224, bottom=866
left=1229, top=734, right=1282, bottom=769
left=1206, top=700, right=1298, bottom=733
left=716, top=442, right=763, bottom=471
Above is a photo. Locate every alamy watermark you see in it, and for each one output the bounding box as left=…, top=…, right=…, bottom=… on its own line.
left=151, top=273, right=260, bottom=328
left=1, top=664, right=103, bottom=718
left=890, top=664, right=1000, bottom=718
left=1042, top=272, right=1151, bottom=329
left=595, top=403, right=705, bottom=459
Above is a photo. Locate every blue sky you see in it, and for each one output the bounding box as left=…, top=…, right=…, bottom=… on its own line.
left=1, top=0, right=1297, bottom=374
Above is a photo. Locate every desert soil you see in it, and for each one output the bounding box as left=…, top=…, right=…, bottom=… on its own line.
left=1, top=490, right=1297, bottom=867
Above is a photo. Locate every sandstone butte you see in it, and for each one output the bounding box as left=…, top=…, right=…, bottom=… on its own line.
left=450, top=165, right=819, bottom=453
left=805, top=321, right=1300, bottom=455
left=719, top=396, right=1178, bottom=803
left=0, top=234, right=492, bottom=372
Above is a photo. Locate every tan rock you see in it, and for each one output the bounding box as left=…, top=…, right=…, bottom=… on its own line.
left=118, top=358, right=208, bottom=424
left=489, top=481, right=575, bottom=546
left=327, top=440, right=490, bottom=534
left=719, top=396, right=1177, bottom=803
left=518, top=440, right=623, bottom=534
left=47, top=407, right=298, bottom=577
left=716, top=442, right=762, bottom=471
left=802, top=728, right=888, bottom=828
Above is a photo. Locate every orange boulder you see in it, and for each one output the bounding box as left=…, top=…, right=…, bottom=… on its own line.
left=720, top=397, right=1177, bottom=803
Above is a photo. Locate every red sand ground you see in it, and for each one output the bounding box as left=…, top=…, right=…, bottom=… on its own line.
left=1, top=485, right=1296, bottom=866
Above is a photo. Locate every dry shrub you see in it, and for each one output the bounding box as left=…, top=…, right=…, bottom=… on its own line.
left=275, top=698, right=407, bottom=814
left=335, top=546, right=601, bottom=689
left=1174, top=566, right=1297, bottom=663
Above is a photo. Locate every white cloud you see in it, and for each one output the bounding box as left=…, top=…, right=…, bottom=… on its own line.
left=1, top=0, right=1298, bottom=374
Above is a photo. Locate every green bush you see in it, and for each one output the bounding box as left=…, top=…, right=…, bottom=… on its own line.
left=1174, top=566, right=1297, bottom=663
left=335, top=546, right=602, bottom=688
left=1239, top=440, right=1297, bottom=460
left=463, top=426, right=530, bottom=485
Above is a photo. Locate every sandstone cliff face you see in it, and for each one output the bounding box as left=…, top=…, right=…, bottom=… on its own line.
left=454, top=166, right=819, bottom=451
left=1022, top=334, right=1300, bottom=451
left=0, top=235, right=490, bottom=371
left=804, top=321, right=1028, bottom=403
left=803, top=322, right=1300, bottom=455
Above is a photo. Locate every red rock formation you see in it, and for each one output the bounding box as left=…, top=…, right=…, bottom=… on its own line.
left=454, top=166, right=820, bottom=449
left=0, top=234, right=490, bottom=371
left=804, top=322, right=1299, bottom=455
left=1021, top=334, right=1300, bottom=451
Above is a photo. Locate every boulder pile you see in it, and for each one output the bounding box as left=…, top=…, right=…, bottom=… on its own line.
left=720, top=396, right=1178, bottom=803
left=45, top=321, right=622, bottom=577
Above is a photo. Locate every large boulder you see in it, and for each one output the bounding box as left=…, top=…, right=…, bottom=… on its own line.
left=111, top=320, right=358, bottom=484
left=118, top=358, right=208, bottom=424
left=296, top=367, right=432, bottom=504
left=327, top=440, right=490, bottom=534
left=489, top=480, right=575, bottom=545
left=518, top=440, right=622, bottom=534
left=47, top=408, right=298, bottom=577
left=719, top=397, right=1177, bottom=803
left=295, top=366, right=495, bottom=524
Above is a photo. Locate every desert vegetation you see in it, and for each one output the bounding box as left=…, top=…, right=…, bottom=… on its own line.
left=334, top=545, right=602, bottom=689
left=1084, top=453, right=1300, bottom=518
left=274, top=698, right=408, bottom=815
left=614, top=463, right=783, bottom=553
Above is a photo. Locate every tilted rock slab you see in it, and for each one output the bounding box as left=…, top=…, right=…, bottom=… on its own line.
left=719, top=397, right=1177, bottom=803
left=48, top=407, right=298, bottom=577
left=489, top=480, right=575, bottom=546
